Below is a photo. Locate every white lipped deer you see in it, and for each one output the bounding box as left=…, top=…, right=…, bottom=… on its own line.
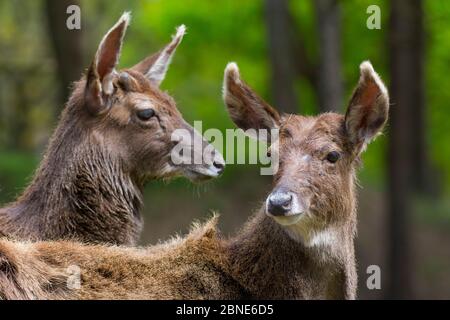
left=0, top=13, right=225, bottom=245
left=0, top=61, right=388, bottom=300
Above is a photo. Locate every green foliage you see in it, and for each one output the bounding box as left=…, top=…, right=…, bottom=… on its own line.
left=0, top=150, right=38, bottom=202
left=121, top=0, right=269, bottom=133
left=425, top=0, right=450, bottom=193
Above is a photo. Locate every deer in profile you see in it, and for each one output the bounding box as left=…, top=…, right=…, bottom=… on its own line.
left=0, top=61, right=388, bottom=299
left=0, top=13, right=225, bottom=245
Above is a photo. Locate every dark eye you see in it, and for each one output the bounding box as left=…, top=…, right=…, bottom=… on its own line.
left=326, top=151, right=340, bottom=163
left=137, top=109, right=155, bottom=121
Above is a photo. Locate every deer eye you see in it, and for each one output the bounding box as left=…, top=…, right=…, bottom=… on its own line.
left=137, top=109, right=155, bottom=121
left=326, top=151, right=340, bottom=163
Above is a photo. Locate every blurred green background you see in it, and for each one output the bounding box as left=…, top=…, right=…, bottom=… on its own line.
left=0, top=0, right=449, bottom=299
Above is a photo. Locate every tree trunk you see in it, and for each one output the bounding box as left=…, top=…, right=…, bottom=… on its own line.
left=409, top=1, right=433, bottom=194
left=387, top=0, right=423, bottom=299
left=314, top=0, right=343, bottom=112
left=265, top=0, right=298, bottom=113
left=44, top=0, right=83, bottom=109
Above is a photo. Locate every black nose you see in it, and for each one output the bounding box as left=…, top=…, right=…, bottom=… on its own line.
left=213, top=161, right=225, bottom=174
left=267, top=192, right=292, bottom=216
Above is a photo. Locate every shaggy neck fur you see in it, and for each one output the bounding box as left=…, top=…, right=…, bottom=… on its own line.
left=0, top=95, right=143, bottom=245
left=225, top=208, right=357, bottom=299
left=0, top=207, right=357, bottom=300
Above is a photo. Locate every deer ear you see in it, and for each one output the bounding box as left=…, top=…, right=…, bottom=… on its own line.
left=131, top=25, right=186, bottom=86
left=345, top=61, right=389, bottom=154
left=223, top=62, right=281, bottom=139
left=85, top=12, right=130, bottom=114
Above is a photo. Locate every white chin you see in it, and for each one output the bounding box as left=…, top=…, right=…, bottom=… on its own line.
left=268, top=213, right=303, bottom=226
left=184, top=168, right=220, bottom=182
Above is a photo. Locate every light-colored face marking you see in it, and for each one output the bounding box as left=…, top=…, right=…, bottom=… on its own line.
left=133, top=95, right=155, bottom=111
left=285, top=220, right=339, bottom=249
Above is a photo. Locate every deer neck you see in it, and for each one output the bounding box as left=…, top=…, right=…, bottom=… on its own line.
left=2, top=115, right=143, bottom=245
left=226, top=208, right=357, bottom=299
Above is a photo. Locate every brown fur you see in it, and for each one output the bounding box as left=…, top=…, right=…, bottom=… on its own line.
left=0, top=61, right=388, bottom=300
left=0, top=15, right=223, bottom=245
left=0, top=212, right=356, bottom=300
left=221, top=61, right=387, bottom=299
left=0, top=217, right=245, bottom=300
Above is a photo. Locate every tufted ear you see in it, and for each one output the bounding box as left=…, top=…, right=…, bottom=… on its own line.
left=222, top=62, right=281, bottom=140
left=85, top=12, right=130, bottom=115
left=345, top=61, right=389, bottom=154
left=131, top=25, right=186, bottom=86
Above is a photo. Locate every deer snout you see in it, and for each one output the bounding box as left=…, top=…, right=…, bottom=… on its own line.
left=265, top=190, right=305, bottom=225
left=267, top=192, right=293, bottom=216
left=212, top=152, right=225, bottom=175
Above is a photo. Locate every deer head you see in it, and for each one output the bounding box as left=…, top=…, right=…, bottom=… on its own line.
left=223, top=61, right=388, bottom=245
left=81, top=12, right=224, bottom=183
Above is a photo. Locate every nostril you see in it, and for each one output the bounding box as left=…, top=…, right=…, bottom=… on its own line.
left=213, top=161, right=225, bottom=173
left=268, top=193, right=292, bottom=216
